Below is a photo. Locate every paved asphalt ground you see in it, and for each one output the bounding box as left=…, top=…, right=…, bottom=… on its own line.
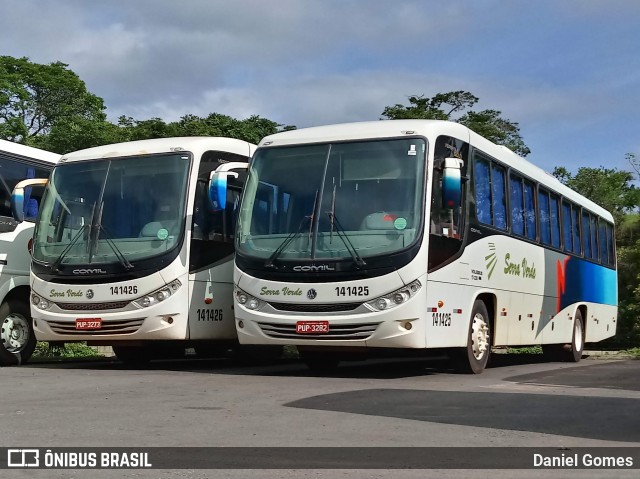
left=1, top=354, right=638, bottom=479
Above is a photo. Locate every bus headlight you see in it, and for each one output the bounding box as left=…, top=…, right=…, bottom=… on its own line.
left=235, top=288, right=262, bottom=311
left=133, top=280, right=182, bottom=308
left=31, top=293, right=51, bottom=310
left=365, top=280, right=422, bottom=312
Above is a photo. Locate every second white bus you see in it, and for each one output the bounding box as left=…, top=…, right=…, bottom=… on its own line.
left=220, top=120, right=618, bottom=373
left=14, top=137, right=255, bottom=363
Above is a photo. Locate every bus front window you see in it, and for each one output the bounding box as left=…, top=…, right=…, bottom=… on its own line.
left=237, top=139, right=426, bottom=266
left=32, top=153, right=191, bottom=268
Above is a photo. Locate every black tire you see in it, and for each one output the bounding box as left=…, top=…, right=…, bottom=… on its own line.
left=0, top=299, right=37, bottom=366
left=454, top=300, right=492, bottom=374
left=563, top=310, right=585, bottom=363
left=113, top=345, right=152, bottom=365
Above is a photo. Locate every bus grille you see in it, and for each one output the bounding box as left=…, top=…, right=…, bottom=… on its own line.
left=54, top=301, right=130, bottom=311
left=267, top=302, right=361, bottom=313
left=46, top=319, right=144, bottom=335
left=257, top=321, right=379, bottom=340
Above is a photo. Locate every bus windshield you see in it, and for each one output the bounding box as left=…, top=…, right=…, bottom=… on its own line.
left=32, top=153, right=191, bottom=268
left=237, top=138, right=426, bottom=265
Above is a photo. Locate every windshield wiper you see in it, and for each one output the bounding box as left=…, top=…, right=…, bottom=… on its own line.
left=326, top=211, right=366, bottom=269
left=265, top=189, right=318, bottom=269
left=95, top=222, right=134, bottom=270
left=50, top=224, right=90, bottom=273
left=264, top=216, right=312, bottom=269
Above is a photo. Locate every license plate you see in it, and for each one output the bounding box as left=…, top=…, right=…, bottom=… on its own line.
left=296, top=321, right=330, bottom=334
left=75, top=318, right=102, bottom=330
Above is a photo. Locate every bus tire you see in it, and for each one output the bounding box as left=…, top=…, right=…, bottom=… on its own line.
left=564, top=310, right=584, bottom=363
left=0, top=299, right=37, bottom=366
left=113, top=345, right=152, bottom=365
left=455, top=300, right=492, bottom=374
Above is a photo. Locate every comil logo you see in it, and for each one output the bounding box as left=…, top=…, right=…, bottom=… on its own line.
left=292, top=264, right=335, bottom=272
left=8, top=449, right=39, bottom=467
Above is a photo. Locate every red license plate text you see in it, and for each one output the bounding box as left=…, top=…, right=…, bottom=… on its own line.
left=296, top=321, right=330, bottom=334
left=76, top=318, right=102, bottom=330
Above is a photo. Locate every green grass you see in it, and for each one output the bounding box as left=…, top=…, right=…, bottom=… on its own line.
left=505, top=346, right=543, bottom=355
left=32, top=342, right=104, bottom=360
left=622, top=347, right=640, bottom=358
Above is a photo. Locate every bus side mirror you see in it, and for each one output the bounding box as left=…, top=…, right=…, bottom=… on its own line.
left=207, top=162, right=248, bottom=212
left=441, top=158, right=464, bottom=209
left=11, top=178, right=49, bottom=223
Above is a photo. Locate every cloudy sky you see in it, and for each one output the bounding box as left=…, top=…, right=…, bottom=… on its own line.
left=1, top=0, right=639, bottom=175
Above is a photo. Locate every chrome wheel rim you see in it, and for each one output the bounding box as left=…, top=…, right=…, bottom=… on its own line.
left=1, top=313, right=30, bottom=353
left=471, top=313, right=490, bottom=360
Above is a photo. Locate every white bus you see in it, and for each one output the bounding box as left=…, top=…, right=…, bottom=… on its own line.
left=13, top=137, right=254, bottom=363
left=0, top=139, right=59, bottom=365
left=221, top=120, right=618, bottom=373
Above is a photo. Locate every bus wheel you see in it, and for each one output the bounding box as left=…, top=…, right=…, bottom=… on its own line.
left=0, top=299, right=37, bottom=366
left=563, top=310, right=584, bottom=363
left=113, top=345, right=152, bottom=365
left=455, top=300, right=491, bottom=374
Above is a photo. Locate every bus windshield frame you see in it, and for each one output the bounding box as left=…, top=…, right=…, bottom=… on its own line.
left=32, top=152, right=192, bottom=271
left=236, top=138, right=427, bottom=269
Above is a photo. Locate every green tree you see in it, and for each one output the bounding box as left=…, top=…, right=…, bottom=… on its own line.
left=381, top=91, right=531, bottom=156
left=615, top=241, right=640, bottom=347
left=0, top=56, right=106, bottom=146
left=552, top=166, right=640, bottom=227
left=116, top=113, right=286, bottom=145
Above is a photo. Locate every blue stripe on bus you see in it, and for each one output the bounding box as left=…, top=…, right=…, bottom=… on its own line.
left=560, top=257, right=617, bottom=309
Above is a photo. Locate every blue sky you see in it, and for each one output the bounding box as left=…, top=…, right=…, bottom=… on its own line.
left=1, top=0, right=638, bottom=176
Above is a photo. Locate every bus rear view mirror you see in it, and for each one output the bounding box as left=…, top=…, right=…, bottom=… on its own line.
left=11, top=178, right=49, bottom=223
left=208, top=162, right=248, bottom=212
left=441, top=157, right=464, bottom=209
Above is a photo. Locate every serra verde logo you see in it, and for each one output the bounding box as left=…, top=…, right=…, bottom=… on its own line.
left=485, top=243, right=536, bottom=280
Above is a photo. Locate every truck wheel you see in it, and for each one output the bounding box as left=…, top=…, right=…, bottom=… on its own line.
left=564, top=310, right=584, bottom=363
left=0, top=299, right=36, bottom=366
left=454, top=300, right=491, bottom=374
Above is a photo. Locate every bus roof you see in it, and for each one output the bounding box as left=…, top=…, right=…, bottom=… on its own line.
left=258, top=120, right=613, bottom=222
left=59, top=137, right=256, bottom=163
left=0, top=139, right=60, bottom=165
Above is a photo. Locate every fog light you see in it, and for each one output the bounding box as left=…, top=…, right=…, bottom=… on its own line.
left=166, top=317, right=174, bottom=324
left=404, top=322, right=413, bottom=330
left=238, top=320, right=244, bottom=329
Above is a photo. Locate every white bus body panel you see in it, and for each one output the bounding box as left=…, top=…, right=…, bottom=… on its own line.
left=0, top=221, right=37, bottom=303
left=236, top=270, right=428, bottom=348
left=187, top=255, right=237, bottom=340
left=32, top=255, right=190, bottom=341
